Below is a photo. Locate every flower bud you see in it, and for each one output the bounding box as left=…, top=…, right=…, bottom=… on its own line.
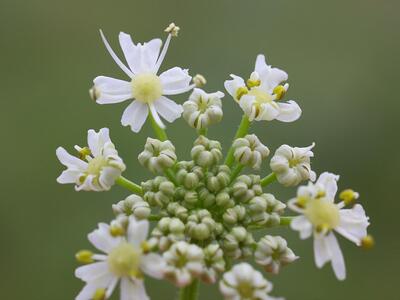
left=138, top=138, right=177, bottom=173
left=201, top=244, right=226, bottom=284
left=270, top=143, right=316, bottom=187
left=255, top=235, right=298, bottom=274
left=223, top=226, right=254, bottom=259
left=193, top=74, right=207, bottom=87
left=248, top=193, right=286, bottom=226
left=223, top=205, right=247, bottom=226
left=233, top=134, right=270, bottom=169
left=183, top=88, right=224, bottom=130
left=142, top=176, right=175, bottom=207
left=112, top=194, right=151, bottom=220
left=186, top=209, right=216, bottom=241
left=191, top=136, right=222, bottom=168
left=166, top=202, right=188, bottom=220
left=232, top=175, right=263, bottom=203
left=151, top=217, right=185, bottom=251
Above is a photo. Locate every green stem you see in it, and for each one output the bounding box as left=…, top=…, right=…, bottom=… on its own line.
left=197, top=128, right=207, bottom=137
left=165, top=168, right=178, bottom=186
left=148, top=215, right=161, bottom=221
left=149, top=112, right=168, bottom=141
left=260, top=172, right=277, bottom=187
left=248, top=217, right=295, bottom=231
left=224, top=115, right=251, bottom=167
left=230, top=164, right=244, bottom=182
left=179, top=279, right=199, bottom=300
left=115, top=176, right=143, bottom=195
left=280, top=216, right=295, bottom=226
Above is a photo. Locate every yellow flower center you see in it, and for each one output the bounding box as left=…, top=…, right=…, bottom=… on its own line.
left=131, top=73, right=163, bottom=104
left=237, top=281, right=255, bottom=298
left=304, top=199, right=340, bottom=231
left=86, top=156, right=107, bottom=175
left=108, top=242, right=141, bottom=277
left=248, top=88, right=273, bottom=104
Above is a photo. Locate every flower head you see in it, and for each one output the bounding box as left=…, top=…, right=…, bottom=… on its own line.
left=219, top=263, right=281, bottom=300
left=183, top=88, right=224, bottom=130
left=224, top=54, right=301, bottom=123
left=93, top=24, right=194, bottom=132
left=270, top=143, right=316, bottom=187
left=56, top=128, right=125, bottom=191
left=288, top=172, right=370, bottom=280
left=75, top=217, right=165, bottom=300
left=233, top=134, right=270, bottom=169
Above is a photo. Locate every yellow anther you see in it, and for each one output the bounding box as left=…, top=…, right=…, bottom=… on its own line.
left=141, top=241, right=151, bottom=254
left=193, top=74, right=207, bottom=87
left=89, top=86, right=100, bottom=101
left=361, top=235, right=374, bottom=250
left=339, top=189, right=359, bottom=206
left=165, top=22, right=180, bottom=37
left=77, top=147, right=92, bottom=160
left=316, top=190, right=326, bottom=199
left=75, top=250, right=94, bottom=264
left=273, top=85, right=286, bottom=100
left=92, top=288, right=106, bottom=300
left=235, top=87, right=249, bottom=101
left=246, top=79, right=261, bottom=88
left=110, top=224, right=125, bottom=237
left=296, top=196, right=308, bottom=208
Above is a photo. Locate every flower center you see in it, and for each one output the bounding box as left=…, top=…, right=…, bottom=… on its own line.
left=108, top=242, right=141, bottom=277
left=86, top=156, right=107, bottom=175
left=237, top=281, right=254, bottom=298
left=248, top=88, right=273, bottom=104
left=131, top=73, right=163, bottom=104
left=304, top=199, right=340, bottom=231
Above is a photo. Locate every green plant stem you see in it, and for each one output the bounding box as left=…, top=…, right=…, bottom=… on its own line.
left=224, top=115, right=251, bottom=167
left=149, top=112, right=168, bottom=141
left=280, top=216, right=295, bottom=226
left=148, top=215, right=161, bottom=221
left=198, top=128, right=207, bottom=136
left=165, top=168, right=178, bottom=186
left=248, top=217, right=295, bottom=231
left=260, top=172, right=277, bottom=187
left=115, top=176, right=143, bottom=195
left=230, top=164, right=244, bottom=182
left=179, top=279, right=199, bottom=300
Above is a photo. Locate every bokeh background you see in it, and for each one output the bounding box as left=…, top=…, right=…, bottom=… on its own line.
left=1, top=0, right=399, bottom=299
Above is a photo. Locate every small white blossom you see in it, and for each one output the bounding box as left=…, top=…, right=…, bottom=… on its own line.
left=163, top=241, right=204, bottom=287
left=224, top=54, right=301, bottom=123
left=219, top=263, right=282, bottom=300
left=75, top=217, right=165, bottom=300
left=56, top=128, right=125, bottom=191
left=183, top=88, right=224, bottom=130
left=93, top=25, right=194, bottom=132
left=288, top=172, right=370, bottom=280
left=270, top=143, right=316, bottom=187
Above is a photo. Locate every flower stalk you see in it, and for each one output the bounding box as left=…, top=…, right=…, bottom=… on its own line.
left=224, top=115, right=251, bottom=167
left=179, top=280, right=199, bottom=300
left=115, top=176, right=143, bottom=195
left=260, top=172, right=276, bottom=186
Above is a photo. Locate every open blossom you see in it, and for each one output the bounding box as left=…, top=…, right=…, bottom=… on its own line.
left=75, top=217, right=165, bottom=300
left=288, top=172, right=370, bottom=280
left=219, top=263, right=282, bottom=300
left=224, top=54, right=301, bottom=122
left=56, top=128, right=125, bottom=191
left=270, top=143, right=316, bottom=187
left=92, top=24, right=193, bottom=132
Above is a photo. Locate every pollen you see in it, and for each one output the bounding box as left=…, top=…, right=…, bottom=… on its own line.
left=304, top=199, right=340, bottom=231
left=131, top=73, right=163, bottom=104
left=108, top=242, right=141, bottom=277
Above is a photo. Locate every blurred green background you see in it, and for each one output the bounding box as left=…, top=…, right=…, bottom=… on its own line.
left=1, top=0, right=399, bottom=299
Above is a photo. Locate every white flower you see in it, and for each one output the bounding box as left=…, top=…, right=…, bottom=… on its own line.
left=56, top=128, right=125, bottom=191
left=219, top=263, right=282, bottom=300
left=288, top=172, right=370, bottom=280
left=163, top=241, right=204, bottom=287
left=183, top=88, right=224, bottom=129
left=270, top=143, right=316, bottom=187
left=224, top=54, right=301, bottom=122
left=93, top=26, right=194, bottom=132
left=75, top=217, right=165, bottom=300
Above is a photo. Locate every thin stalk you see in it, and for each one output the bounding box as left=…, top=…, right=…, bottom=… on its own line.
left=280, top=216, right=295, bottom=226
left=179, top=279, right=199, bottom=300
left=197, top=128, right=208, bottom=137
left=224, top=115, right=251, bottom=167
left=115, top=176, right=143, bottom=195
left=260, top=172, right=277, bottom=187
left=230, top=164, right=244, bottom=182
left=149, top=113, right=168, bottom=141
left=248, top=217, right=295, bottom=231
left=165, top=168, right=178, bottom=186
left=148, top=215, right=161, bottom=221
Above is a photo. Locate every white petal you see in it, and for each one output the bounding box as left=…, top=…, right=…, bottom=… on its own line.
left=75, top=261, right=109, bottom=282
left=159, top=67, right=192, bottom=95
left=119, top=32, right=162, bottom=74
left=316, top=172, right=340, bottom=200
left=127, top=217, right=149, bottom=247
left=326, top=232, right=346, bottom=280
left=153, top=96, right=183, bottom=123
left=140, top=253, right=166, bottom=279
left=290, top=216, right=312, bottom=239
left=224, top=74, right=245, bottom=99
left=94, top=76, right=132, bottom=104
left=275, top=100, right=302, bottom=122
left=99, top=30, right=133, bottom=77
left=120, top=278, right=149, bottom=300
left=88, top=223, right=122, bottom=253
left=255, top=54, right=269, bottom=76
left=336, top=204, right=369, bottom=245
left=56, top=147, right=87, bottom=169
left=121, top=101, right=149, bottom=133
left=154, top=34, right=172, bottom=73
left=57, top=169, right=81, bottom=184
left=87, top=128, right=111, bottom=157
left=313, top=235, right=330, bottom=268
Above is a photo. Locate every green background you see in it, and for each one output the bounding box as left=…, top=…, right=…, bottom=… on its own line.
left=1, top=0, right=398, bottom=299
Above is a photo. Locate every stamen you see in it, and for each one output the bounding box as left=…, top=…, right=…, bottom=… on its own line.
left=149, top=104, right=165, bottom=129
left=154, top=33, right=172, bottom=73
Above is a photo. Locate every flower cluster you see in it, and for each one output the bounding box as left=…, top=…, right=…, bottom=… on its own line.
left=57, top=23, right=372, bottom=300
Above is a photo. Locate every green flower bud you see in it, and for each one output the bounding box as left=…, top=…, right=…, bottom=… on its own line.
left=233, top=134, right=270, bottom=169
left=205, top=165, right=231, bottom=193
left=186, top=209, right=216, bottom=241
left=216, top=190, right=234, bottom=208
left=166, top=202, right=188, bottom=220
left=248, top=193, right=286, bottom=226
left=142, top=177, right=175, bottom=207
left=198, top=186, right=216, bottom=207
left=151, top=217, right=185, bottom=251
left=138, top=138, right=177, bottom=173
left=112, top=194, right=150, bottom=220
left=201, top=244, right=226, bottom=284
left=222, top=226, right=254, bottom=259
left=191, top=136, right=222, bottom=168
left=232, top=175, right=263, bottom=203
left=223, top=205, right=247, bottom=226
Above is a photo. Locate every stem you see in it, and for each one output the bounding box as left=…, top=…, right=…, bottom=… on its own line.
left=115, top=176, right=143, bottom=195
left=197, top=128, right=207, bottom=137
left=149, top=113, right=168, bottom=141
left=224, top=115, right=251, bottom=167
left=280, top=216, right=295, bottom=226
left=179, top=279, right=199, bottom=300
left=230, top=164, right=244, bottom=182
left=165, top=168, right=178, bottom=186
left=248, top=217, right=295, bottom=231
left=260, top=172, right=277, bottom=187
left=148, top=215, right=161, bottom=221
